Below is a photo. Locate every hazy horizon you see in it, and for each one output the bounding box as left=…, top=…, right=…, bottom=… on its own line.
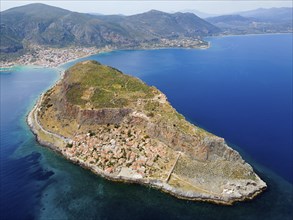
left=1, top=0, right=292, bottom=16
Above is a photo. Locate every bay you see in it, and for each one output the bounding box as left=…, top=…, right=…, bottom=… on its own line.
left=1, top=34, right=292, bottom=219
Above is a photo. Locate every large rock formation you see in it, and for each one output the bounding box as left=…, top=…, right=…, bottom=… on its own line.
left=28, top=60, right=266, bottom=204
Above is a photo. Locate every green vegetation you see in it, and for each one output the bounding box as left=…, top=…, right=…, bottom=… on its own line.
left=63, top=61, right=211, bottom=138
left=0, top=4, right=218, bottom=57
left=66, top=83, right=87, bottom=106
left=65, top=61, right=154, bottom=108
left=66, top=143, right=73, bottom=148
left=144, top=100, right=160, bottom=112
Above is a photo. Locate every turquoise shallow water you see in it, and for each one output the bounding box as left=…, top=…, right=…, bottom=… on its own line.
left=1, top=34, right=292, bottom=219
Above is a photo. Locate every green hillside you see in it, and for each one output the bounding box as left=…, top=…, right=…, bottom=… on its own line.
left=65, top=61, right=155, bottom=108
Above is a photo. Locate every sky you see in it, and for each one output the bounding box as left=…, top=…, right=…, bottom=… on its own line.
left=0, top=0, right=292, bottom=15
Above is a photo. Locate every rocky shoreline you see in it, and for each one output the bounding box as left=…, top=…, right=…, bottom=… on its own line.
left=26, top=62, right=267, bottom=205
left=27, top=101, right=266, bottom=205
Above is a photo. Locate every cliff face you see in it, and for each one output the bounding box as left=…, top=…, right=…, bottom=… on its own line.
left=146, top=121, right=243, bottom=162
left=60, top=98, right=132, bottom=125
left=49, top=67, right=242, bottom=163
left=32, top=60, right=266, bottom=204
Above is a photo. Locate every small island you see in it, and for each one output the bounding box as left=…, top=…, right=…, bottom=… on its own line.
left=28, top=60, right=266, bottom=205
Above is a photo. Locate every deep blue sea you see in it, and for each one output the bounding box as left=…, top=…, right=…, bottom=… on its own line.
left=1, top=34, right=292, bottom=219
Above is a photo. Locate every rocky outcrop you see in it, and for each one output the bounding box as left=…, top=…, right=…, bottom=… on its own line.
left=145, top=120, right=243, bottom=162
left=58, top=97, right=132, bottom=125
left=29, top=61, right=267, bottom=205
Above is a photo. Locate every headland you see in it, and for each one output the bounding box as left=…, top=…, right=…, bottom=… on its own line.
left=27, top=60, right=266, bottom=205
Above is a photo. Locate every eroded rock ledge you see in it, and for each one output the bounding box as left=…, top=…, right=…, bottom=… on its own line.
left=28, top=60, right=266, bottom=205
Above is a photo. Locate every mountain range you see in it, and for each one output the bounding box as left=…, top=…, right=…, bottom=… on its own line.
left=206, top=7, right=292, bottom=35
left=0, top=4, right=292, bottom=60
left=0, top=3, right=219, bottom=58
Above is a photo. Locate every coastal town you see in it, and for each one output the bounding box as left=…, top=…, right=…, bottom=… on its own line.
left=0, top=38, right=209, bottom=69
left=0, top=45, right=107, bottom=68
left=64, top=124, right=175, bottom=179
left=140, top=38, right=209, bottom=49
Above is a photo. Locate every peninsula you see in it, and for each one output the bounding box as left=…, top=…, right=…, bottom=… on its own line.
left=28, top=60, right=266, bottom=205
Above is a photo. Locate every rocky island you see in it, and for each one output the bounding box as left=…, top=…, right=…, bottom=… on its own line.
left=28, top=60, right=266, bottom=205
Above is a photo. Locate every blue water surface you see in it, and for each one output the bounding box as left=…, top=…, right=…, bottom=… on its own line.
left=65, top=34, right=293, bottom=183
left=0, top=67, right=59, bottom=219
left=1, top=34, right=292, bottom=219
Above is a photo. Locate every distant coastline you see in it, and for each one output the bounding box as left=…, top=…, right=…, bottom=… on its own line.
left=213, top=32, right=293, bottom=39
left=2, top=32, right=292, bottom=70
left=0, top=40, right=209, bottom=69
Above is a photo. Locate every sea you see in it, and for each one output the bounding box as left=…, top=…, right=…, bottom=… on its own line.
left=1, top=34, right=292, bottom=220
